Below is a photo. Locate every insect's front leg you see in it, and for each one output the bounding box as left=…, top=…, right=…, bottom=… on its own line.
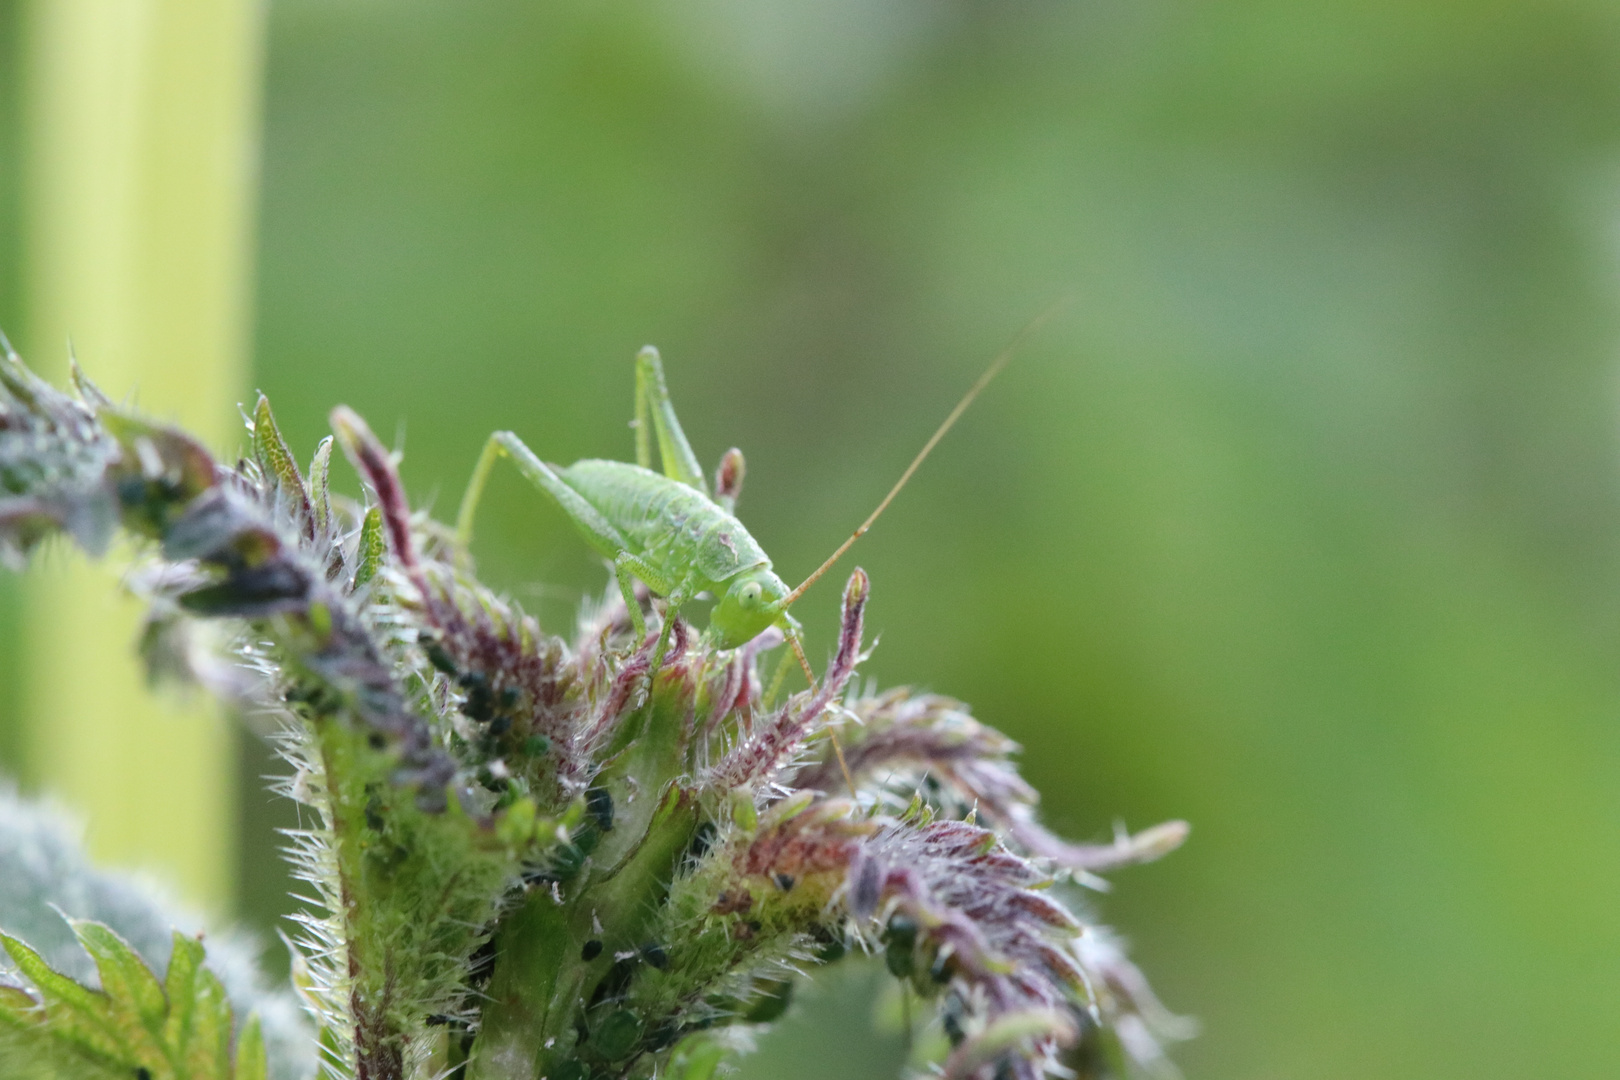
left=647, top=574, right=698, bottom=681
left=762, top=616, right=815, bottom=707
left=611, top=552, right=693, bottom=685
left=612, top=551, right=673, bottom=643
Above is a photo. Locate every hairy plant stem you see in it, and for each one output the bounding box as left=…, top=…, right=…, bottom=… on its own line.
left=0, top=347, right=1191, bottom=1080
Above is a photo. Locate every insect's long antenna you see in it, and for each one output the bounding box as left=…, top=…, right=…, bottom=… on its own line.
left=787, top=624, right=858, bottom=798
left=782, top=298, right=1072, bottom=608
left=787, top=631, right=816, bottom=685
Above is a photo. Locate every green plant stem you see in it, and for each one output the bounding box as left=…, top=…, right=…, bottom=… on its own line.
left=19, top=0, right=264, bottom=910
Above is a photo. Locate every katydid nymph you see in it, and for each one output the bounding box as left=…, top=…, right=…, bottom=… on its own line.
left=453, top=316, right=1052, bottom=711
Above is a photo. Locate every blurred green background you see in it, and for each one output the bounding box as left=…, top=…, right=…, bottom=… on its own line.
left=8, top=0, right=1620, bottom=1077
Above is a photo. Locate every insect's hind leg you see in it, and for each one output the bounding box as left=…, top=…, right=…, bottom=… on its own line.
left=634, top=346, right=707, bottom=493
left=455, top=431, right=631, bottom=559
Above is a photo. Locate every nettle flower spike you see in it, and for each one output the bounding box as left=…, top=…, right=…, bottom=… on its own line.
left=0, top=341, right=1189, bottom=1080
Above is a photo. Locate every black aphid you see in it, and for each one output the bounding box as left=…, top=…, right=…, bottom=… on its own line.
left=639, top=942, right=669, bottom=970
left=585, top=786, right=614, bottom=832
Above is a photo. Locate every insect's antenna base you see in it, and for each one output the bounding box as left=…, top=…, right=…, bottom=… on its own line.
left=783, top=296, right=1073, bottom=608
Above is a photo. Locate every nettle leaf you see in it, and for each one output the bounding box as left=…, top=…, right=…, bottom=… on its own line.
left=353, top=505, right=385, bottom=588
left=0, top=922, right=268, bottom=1080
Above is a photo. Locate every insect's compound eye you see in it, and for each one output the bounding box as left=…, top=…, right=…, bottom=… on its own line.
left=738, top=581, right=764, bottom=609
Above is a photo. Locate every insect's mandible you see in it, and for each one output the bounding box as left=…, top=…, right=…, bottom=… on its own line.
left=453, top=305, right=1064, bottom=686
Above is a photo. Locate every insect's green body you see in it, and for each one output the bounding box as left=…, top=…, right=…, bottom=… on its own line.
left=559, top=458, right=767, bottom=582
left=555, top=458, right=792, bottom=648
left=457, top=317, right=1034, bottom=688
left=456, top=348, right=797, bottom=664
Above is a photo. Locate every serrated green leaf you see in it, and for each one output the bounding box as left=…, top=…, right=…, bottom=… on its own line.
left=232, top=1016, right=265, bottom=1080
left=1, top=924, right=253, bottom=1080
left=162, top=932, right=202, bottom=1061
left=254, top=396, right=314, bottom=531
left=66, top=921, right=167, bottom=1070
left=72, top=922, right=166, bottom=1029
left=0, top=1022, right=127, bottom=1080
left=180, top=965, right=232, bottom=1079
left=4, top=931, right=132, bottom=1066
left=354, top=506, right=385, bottom=588
left=308, top=436, right=334, bottom=536
left=2, top=935, right=100, bottom=1016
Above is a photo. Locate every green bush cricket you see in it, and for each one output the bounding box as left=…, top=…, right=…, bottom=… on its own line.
left=453, top=308, right=1064, bottom=753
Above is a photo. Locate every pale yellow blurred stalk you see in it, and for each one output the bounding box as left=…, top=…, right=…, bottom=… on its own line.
left=20, top=0, right=264, bottom=911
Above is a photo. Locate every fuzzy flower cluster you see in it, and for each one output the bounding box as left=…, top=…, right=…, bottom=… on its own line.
left=0, top=339, right=1189, bottom=1080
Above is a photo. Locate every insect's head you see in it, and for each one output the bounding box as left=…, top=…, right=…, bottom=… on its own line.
left=709, top=566, right=792, bottom=648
